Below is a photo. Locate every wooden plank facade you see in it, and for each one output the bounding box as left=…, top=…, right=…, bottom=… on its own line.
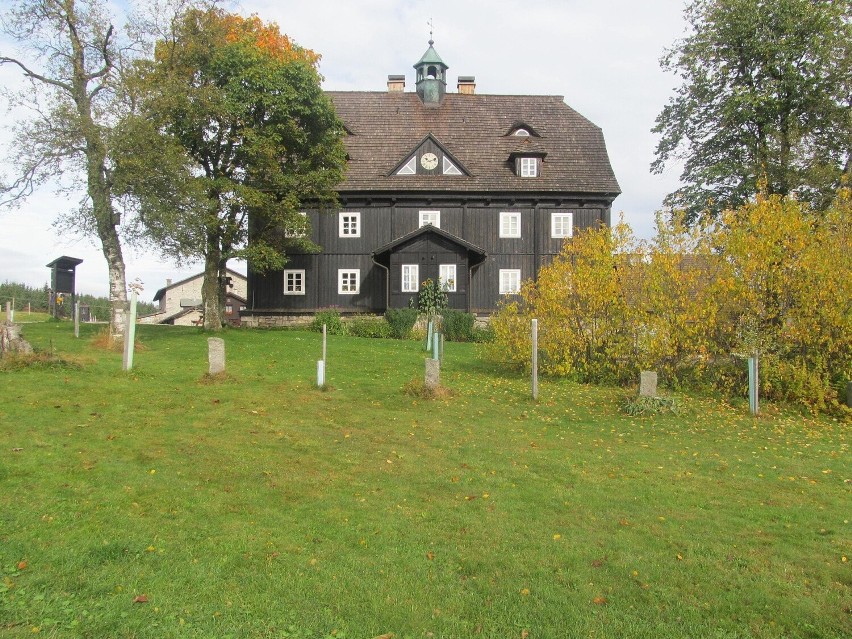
left=244, top=41, right=620, bottom=323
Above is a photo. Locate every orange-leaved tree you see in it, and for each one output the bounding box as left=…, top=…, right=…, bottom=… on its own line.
left=115, top=8, right=345, bottom=330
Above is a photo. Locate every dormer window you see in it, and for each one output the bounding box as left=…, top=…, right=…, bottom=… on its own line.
left=513, top=128, right=531, bottom=137
left=519, top=157, right=538, bottom=177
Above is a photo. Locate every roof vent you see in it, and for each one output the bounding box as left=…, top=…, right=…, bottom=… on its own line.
left=387, top=75, right=405, bottom=92
left=457, top=76, right=476, bottom=95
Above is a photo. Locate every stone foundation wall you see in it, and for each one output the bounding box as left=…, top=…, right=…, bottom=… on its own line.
left=241, top=311, right=492, bottom=330
left=240, top=314, right=316, bottom=328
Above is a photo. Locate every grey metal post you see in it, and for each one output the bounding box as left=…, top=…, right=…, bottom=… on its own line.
left=74, top=302, right=80, bottom=338
left=532, top=319, right=539, bottom=400
left=432, top=331, right=440, bottom=360
left=748, top=354, right=759, bottom=416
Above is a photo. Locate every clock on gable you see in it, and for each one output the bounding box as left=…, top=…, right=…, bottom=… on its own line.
left=420, top=152, right=439, bottom=170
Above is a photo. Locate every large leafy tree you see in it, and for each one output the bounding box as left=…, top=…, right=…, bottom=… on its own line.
left=117, top=8, right=345, bottom=329
left=0, top=0, right=131, bottom=337
left=652, top=0, right=852, bottom=220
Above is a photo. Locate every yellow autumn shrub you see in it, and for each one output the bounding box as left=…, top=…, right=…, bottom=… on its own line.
left=489, top=192, right=851, bottom=411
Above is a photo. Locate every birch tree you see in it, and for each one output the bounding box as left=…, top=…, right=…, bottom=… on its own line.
left=0, top=0, right=130, bottom=337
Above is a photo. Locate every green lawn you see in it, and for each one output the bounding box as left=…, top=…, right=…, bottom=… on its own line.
left=1, top=322, right=849, bottom=639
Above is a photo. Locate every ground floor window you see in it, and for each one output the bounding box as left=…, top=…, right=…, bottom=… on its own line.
left=338, top=269, right=360, bottom=294
left=499, top=269, right=521, bottom=294
left=402, top=264, right=419, bottom=292
left=439, top=264, right=457, bottom=292
left=283, top=269, right=306, bottom=295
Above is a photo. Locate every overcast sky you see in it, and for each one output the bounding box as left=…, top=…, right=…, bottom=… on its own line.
left=0, top=0, right=688, bottom=299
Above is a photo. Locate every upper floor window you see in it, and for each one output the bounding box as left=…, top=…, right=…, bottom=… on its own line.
left=284, top=211, right=308, bottom=238
left=339, top=212, right=361, bottom=237
left=500, top=212, right=521, bottom=238
left=419, top=210, right=440, bottom=228
left=519, top=157, right=538, bottom=178
left=551, top=212, right=573, bottom=238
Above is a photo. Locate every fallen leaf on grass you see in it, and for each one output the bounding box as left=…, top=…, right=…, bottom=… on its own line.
left=17, top=561, right=27, bottom=571
left=372, top=634, right=393, bottom=639
left=133, top=594, right=148, bottom=603
left=521, top=631, right=529, bottom=638
left=426, top=551, right=435, bottom=560
left=593, top=596, right=607, bottom=605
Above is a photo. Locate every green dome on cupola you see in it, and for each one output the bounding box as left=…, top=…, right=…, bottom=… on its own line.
left=414, top=39, right=448, bottom=105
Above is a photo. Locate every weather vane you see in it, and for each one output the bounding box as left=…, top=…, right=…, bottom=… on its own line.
left=427, top=17, right=434, bottom=44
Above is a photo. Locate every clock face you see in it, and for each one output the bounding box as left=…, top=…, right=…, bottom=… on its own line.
left=420, top=152, right=439, bottom=170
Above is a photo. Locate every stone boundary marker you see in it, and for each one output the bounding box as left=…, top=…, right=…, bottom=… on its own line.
left=425, top=358, right=440, bottom=389
left=208, top=337, right=225, bottom=375
left=639, top=371, right=658, bottom=397
left=0, top=323, right=33, bottom=355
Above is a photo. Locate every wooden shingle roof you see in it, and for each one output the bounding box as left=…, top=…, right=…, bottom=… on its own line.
left=328, top=91, right=621, bottom=197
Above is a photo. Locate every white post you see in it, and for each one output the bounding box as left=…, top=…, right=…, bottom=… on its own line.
left=532, top=319, right=539, bottom=400
left=317, top=360, right=325, bottom=387
left=122, top=279, right=143, bottom=371
left=10, top=298, right=14, bottom=322
left=74, top=302, right=80, bottom=338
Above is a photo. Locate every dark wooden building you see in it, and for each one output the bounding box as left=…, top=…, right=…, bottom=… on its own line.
left=244, top=41, right=620, bottom=325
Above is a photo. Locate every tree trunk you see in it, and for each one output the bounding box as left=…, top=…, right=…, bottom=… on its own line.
left=68, top=0, right=128, bottom=338
left=201, top=234, right=225, bottom=331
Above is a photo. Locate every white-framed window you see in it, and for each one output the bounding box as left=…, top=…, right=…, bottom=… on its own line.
left=439, top=264, right=457, bottom=292
left=284, top=211, right=308, bottom=238
left=283, top=269, right=306, bottom=295
left=396, top=156, right=417, bottom=175
left=225, top=304, right=233, bottom=314
left=513, top=128, right=531, bottom=137
left=551, top=212, right=573, bottom=238
left=338, top=269, right=360, bottom=294
left=419, top=210, right=440, bottom=228
left=443, top=156, right=462, bottom=175
left=500, top=211, right=521, bottom=238
left=499, top=269, right=521, bottom=295
left=519, top=157, right=538, bottom=177
left=339, top=212, right=361, bottom=237
left=402, top=264, right=419, bottom=293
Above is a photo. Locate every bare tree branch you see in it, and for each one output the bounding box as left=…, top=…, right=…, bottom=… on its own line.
left=0, top=56, right=73, bottom=92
